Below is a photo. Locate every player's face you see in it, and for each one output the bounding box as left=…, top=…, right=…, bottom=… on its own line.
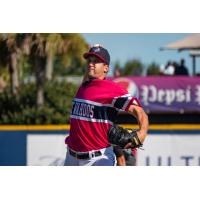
left=87, top=56, right=109, bottom=79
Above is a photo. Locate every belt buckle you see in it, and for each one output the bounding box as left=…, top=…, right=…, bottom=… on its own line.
left=90, top=151, right=95, bottom=158
left=90, top=150, right=101, bottom=158
left=90, top=150, right=98, bottom=158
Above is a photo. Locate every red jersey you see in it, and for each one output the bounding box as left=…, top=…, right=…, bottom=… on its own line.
left=65, top=78, right=141, bottom=152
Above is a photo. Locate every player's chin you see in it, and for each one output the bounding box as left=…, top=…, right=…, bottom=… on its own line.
left=88, top=72, right=96, bottom=78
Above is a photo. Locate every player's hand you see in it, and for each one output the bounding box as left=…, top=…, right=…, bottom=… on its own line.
left=107, top=125, right=143, bottom=149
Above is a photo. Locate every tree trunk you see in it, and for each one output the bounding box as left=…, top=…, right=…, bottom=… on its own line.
left=9, top=52, right=19, bottom=95
left=35, top=57, right=46, bottom=108
left=45, top=53, right=54, bottom=81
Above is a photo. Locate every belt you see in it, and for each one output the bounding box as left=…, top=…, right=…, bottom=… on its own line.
left=68, top=148, right=102, bottom=160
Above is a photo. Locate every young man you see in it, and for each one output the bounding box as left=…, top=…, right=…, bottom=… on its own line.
left=64, top=44, right=149, bottom=166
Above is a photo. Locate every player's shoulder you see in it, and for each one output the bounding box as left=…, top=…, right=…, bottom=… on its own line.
left=104, top=79, right=128, bottom=94
left=104, top=79, right=125, bottom=89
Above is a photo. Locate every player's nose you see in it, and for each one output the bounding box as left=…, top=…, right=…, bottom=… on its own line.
left=89, top=62, right=95, bottom=67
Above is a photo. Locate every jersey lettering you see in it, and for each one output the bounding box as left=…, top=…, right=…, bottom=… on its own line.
left=72, top=101, right=94, bottom=118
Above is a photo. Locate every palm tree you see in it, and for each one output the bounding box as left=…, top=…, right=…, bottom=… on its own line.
left=29, top=33, right=47, bottom=107
left=29, top=33, right=88, bottom=108
left=45, top=33, right=88, bottom=80
left=45, top=33, right=72, bottom=81
left=0, top=33, right=31, bottom=95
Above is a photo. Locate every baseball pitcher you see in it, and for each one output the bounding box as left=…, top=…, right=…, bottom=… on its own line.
left=64, top=44, right=149, bottom=166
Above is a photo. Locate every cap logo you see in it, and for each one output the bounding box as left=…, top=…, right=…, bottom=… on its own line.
left=94, top=47, right=100, bottom=52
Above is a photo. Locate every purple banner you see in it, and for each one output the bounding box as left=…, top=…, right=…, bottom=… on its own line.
left=110, top=76, right=200, bottom=113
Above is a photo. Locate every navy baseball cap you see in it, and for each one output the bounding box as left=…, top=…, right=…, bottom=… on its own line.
left=83, top=44, right=110, bottom=65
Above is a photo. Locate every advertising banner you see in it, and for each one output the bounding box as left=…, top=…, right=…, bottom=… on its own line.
left=111, top=77, right=200, bottom=113
left=137, top=133, right=200, bottom=166
left=27, top=134, right=66, bottom=166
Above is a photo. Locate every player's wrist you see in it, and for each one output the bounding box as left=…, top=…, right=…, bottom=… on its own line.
left=136, top=130, right=147, bottom=143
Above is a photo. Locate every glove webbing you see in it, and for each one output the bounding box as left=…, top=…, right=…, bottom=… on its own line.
left=129, top=129, right=143, bottom=148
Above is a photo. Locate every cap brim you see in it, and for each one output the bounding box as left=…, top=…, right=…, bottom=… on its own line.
left=83, top=52, right=108, bottom=64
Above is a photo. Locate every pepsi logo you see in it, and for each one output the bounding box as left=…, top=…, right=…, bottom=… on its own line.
left=113, top=77, right=139, bottom=98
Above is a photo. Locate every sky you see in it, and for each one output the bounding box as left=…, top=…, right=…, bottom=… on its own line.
left=82, top=33, right=200, bottom=76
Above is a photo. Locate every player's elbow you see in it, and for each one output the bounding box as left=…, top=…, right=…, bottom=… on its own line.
left=136, top=108, right=149, bottom=143
left=143, top=111, right=149, bottom=129
left=142, top=111, right=149, bottom=134
left=136, top=107, right=149, bottom=126
left=128, top=105, right=149, bottom=133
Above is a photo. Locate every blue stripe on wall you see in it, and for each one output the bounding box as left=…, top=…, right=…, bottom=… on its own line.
left=0, top=131, right=27, bottom=166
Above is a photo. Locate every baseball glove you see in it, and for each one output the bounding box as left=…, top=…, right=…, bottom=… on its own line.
left=107, top=125, right=142, bottom=149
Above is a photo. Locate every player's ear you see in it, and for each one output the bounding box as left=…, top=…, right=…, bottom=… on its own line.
left=104, top=64, right=109, bottom=73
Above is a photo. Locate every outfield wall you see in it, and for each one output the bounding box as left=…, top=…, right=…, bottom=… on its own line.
left=0, top=125, right=200, bottom=166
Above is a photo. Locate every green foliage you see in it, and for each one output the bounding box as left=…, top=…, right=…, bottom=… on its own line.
left=0, top=33, right=88, bottom=124
left=54, top=55, right=86, bottom=76
left=0, top=67, right=9, bottom=82
left=0, top=81, right=78, bottom=124
left=114, top=60, right=121, bottom=69
left=18, top=55, right=33, bottom=79
left=54, top=34, right=88, bottom=75
left=146, top=62, right=160, bottom=75
left=113, top=60, right=123, bottom=77
left=122, top=59, right=144, bottom=76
